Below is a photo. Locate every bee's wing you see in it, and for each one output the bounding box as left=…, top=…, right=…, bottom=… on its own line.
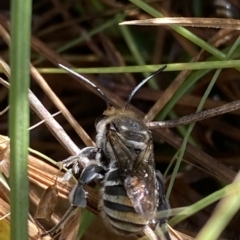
left=124, top=139, right=158, bottom=216
left=107, top=129, right=135, bottom=172
left=107, top=130, right=158, bottom=216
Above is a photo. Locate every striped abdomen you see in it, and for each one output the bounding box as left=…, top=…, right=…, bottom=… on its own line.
left=99, top=166, right=152, bottom=235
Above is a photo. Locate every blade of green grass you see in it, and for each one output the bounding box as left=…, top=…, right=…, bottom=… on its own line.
left=169, top=178, right=240, bottom=226
left=9, top=1, right=32, bottom=239
left=27, top=59, right=240, bottom=74
left=196, top=173, right=240, bottom=240
left=77, top=209, right=96, bottom=240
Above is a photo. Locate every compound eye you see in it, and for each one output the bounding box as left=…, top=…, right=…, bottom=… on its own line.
left=95, top=115, right=107, bottom=128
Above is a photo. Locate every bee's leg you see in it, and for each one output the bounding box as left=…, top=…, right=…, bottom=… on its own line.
left=60, top=147, right=104, bottom=181
left=79, top=147, right=103, bottom=164
left=41, top=164, right=105, bottom=237
left=156, top=171, right=169, bottom=214
left=69, top=163, right=105, bottom=207
left=155, top=171, right=171, bottom=240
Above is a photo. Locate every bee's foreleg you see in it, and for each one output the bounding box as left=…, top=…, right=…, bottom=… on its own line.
left=60, top=147, right=103, bottom=180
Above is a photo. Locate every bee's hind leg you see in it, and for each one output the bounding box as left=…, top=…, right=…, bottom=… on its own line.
left=155, top=171, right=171, bottom=240
left=41, top=163, right=105, bottom=237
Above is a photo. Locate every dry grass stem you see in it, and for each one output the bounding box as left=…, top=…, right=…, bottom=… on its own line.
left=120, top=17, right=240, bottom=30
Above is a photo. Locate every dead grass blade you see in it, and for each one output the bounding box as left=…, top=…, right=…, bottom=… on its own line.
left=120, top=17, right=240, bottom=30
left=0, top=135, right=10, bottom=178
left=34, top=179, right=59, bottom=221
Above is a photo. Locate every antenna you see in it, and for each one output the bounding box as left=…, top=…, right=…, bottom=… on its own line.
left=125, top=65, right=167, bottom=109
left=59, top=64, right=111, bottom=107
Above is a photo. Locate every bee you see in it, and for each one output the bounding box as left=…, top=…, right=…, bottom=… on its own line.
left=41, top=65, right=170, bottom=240
left=94, top=98, right=170, bottom=238
left=41, top=64, right=240, bottom=239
